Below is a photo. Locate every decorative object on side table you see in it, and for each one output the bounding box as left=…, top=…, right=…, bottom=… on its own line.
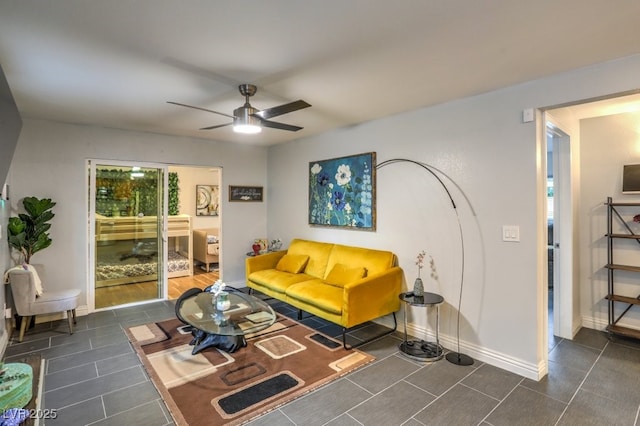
left=269, top=238, right=283, bottom=251
left=413, top=250, right=426, bottom=297
left=413, top=250, right=438, bottom=298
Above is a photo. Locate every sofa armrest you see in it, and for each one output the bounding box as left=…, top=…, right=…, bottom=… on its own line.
left=193, top=229, right=208, bottom=261
left=245, top=250, right=287, bottom=277
left=341, top=266, right=403, bottom=327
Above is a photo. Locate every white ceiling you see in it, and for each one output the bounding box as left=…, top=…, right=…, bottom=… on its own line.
left=1, top=0, right=640, bottom=146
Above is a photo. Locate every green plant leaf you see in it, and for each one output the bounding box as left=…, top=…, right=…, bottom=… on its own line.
left=7, top=196, right=55, bottom=263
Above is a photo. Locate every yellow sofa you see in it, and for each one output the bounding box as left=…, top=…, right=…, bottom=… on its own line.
left=246, top=238, right=403, bottom=347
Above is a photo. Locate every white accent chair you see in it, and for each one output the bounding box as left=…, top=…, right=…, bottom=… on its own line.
left=7, top=264, right=80, bottom=342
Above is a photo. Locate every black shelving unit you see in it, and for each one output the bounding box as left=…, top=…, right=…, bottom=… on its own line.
left=605, top=196, right=640, bottom=340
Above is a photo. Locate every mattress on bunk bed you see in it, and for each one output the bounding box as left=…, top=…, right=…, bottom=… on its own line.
left=96, top=250, right=190, bottom=281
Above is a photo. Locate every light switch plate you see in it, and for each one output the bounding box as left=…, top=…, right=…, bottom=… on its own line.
left=502, top=225, right=520, bottom=242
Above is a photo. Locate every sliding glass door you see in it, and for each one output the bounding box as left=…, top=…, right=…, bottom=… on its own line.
left=88, top=160, right=167, bottom=310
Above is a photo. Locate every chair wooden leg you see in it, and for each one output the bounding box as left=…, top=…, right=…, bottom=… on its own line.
left=67, top=310, right=74, bottom=334
left=72, top=308, right=77, bottom=324
left=18, top=316, right=30, bottom=342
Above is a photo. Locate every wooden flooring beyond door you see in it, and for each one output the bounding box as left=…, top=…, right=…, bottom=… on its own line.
left=94, top=270, right=220, bottom=308
left=167, top=270, right=220, bottom=299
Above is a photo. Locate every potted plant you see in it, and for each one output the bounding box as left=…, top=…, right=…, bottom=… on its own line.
left=7, top=196, right=56, bottom=264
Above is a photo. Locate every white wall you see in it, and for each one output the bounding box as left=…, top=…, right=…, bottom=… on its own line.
left=7, top=119, right=268, bottom=309
left=267, top=54, right=640, bottom=379
left=169, top=165, right=221, bottom=230
left=579, top=112, right=640, bottom=329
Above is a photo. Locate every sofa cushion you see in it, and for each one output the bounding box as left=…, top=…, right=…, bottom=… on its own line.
left=276, top=254, right=310, bottom=274
left=248, top=269, right=314, bottom=294
left=286, top=280, right=343, bottom=315
left=287, top=239, right=334, bottom=279
left=326, top=244, right=395, bottom=277
left=325, top=263, right=366, bottom=287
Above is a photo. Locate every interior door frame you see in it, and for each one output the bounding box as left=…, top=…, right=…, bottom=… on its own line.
left=86, top=159, right=169, bottom=313
left=545, top=119, right=574, bottom=339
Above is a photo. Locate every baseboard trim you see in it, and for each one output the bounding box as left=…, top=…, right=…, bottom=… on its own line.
left=404, top=322, right=543, bottom=381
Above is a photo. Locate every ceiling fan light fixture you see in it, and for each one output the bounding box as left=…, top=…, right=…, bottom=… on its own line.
left=233, top=105, right=262, bottom=134
left=233, top=122, right=262, bottom=134
left=169, top=83, right=309, bottom=134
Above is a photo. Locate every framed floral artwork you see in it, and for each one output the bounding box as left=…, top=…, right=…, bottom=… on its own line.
left=308, top=152, right=376, bottom=230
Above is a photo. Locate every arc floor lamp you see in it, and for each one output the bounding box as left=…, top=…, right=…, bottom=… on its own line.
left=376, top=158, right=474, bottom=366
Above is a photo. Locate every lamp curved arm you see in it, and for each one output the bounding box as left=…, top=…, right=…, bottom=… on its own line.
left=375, top=157, right=474, bottom=365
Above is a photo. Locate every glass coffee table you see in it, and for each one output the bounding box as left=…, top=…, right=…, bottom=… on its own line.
left=176, top=290, right=276, bottom=354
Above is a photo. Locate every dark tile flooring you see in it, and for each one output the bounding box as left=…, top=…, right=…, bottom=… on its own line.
left=3, top=297, right=640, bottom=425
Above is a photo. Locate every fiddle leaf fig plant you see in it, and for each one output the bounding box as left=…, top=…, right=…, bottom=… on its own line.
left=7, top=196, right=56, bottom=264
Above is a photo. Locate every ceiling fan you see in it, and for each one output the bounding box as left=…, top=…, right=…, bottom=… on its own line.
left=168, top=84, right=311, bottom=134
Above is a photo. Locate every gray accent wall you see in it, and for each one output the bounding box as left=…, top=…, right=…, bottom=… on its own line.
left=266, top=54, right=640, bottom=379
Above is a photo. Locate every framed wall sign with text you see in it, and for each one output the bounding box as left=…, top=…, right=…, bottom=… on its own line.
left=229, top=185, right=263, bottom=202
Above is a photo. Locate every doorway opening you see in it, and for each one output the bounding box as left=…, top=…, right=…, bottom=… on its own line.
left=541, top=91, right=640, bottom=358
left=546, top=123, right=570, bottom=346
left=87, top=161, right=222, bottom=311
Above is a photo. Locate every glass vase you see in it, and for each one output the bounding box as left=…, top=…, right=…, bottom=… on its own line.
left=413, top=277, right=424, bottom=297
left=216, top=291, right=231, bottom=311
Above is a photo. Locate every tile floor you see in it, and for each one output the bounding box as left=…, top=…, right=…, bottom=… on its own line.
left=3, top=297, right=640, bottom=425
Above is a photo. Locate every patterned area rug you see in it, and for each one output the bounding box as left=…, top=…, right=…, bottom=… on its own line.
left=126, top=316, right=375, bottom=425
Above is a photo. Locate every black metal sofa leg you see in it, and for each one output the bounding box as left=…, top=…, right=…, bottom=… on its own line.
left=342, top=313, right=397, bottom=350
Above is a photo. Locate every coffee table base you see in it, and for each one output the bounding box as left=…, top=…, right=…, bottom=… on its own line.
left=190, top=330, right=247, bottom=354
left=399, top=340, right=443, bottom=362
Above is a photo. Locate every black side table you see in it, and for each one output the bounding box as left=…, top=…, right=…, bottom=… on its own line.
left=398, top=291, right=444, bottom=362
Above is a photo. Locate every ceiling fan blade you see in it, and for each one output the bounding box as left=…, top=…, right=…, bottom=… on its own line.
left=200, top=122, right=233, bottom=130
left=258, top=118, right=303, bottom=132
left=167, top=101, right=235, bottom=119
left=254, top=100, right=311, bottom=120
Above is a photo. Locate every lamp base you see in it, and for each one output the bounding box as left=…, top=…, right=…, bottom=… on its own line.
left=445, top=351, right=474, bottom=366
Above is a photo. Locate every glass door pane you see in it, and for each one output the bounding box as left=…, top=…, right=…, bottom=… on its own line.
left=92, top=163, right=166, bottom=309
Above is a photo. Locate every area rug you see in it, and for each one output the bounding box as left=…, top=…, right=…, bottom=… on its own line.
left=126, top=315, right=375, bottom=425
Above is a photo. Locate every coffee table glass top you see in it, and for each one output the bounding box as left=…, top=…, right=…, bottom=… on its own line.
left=177, top=291, right=276, bottom=336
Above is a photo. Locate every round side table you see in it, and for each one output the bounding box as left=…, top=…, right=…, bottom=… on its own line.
left=398, top=291, right=444, bottom=362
